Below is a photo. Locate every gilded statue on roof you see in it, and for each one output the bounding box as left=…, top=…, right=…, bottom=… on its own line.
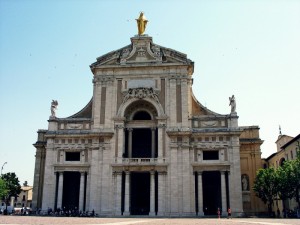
left=136, top=12, right=148, bottom=35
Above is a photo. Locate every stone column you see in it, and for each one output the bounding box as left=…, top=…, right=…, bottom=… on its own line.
left=128, top=128, right=133, bottom=158
left=79, top=172, right=85, bottom=211
left=198, top=172, right=204, bottom=216
left=57, top=172, right=64, bottom=209
left=151, top=128, right=156, bottom=158
left=221, top=171, right=227, bottom=216
left=149, top=171, right=156, bottom=216
left=157, top=172, right=166, bottom=216
left=123, top=171, right=130, bottom=216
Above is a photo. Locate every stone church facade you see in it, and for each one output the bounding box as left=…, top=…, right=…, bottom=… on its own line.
left=32, top=33, right=265, bottom=216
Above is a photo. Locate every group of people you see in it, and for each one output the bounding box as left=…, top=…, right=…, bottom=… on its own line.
left=33, top=207, right=96, bottom=217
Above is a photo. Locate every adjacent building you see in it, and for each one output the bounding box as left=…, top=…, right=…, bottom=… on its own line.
left=264, top=133, right=300, bottom=216
left=1, top=183, right=32, bottom=209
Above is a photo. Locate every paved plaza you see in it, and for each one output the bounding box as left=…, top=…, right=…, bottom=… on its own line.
left=0, top=216, right=299, bottom=225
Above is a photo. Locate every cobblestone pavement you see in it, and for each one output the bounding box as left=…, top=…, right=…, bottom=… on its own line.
left=0, top=216, right=299, bottom=225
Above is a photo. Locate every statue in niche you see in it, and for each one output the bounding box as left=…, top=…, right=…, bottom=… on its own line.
left=50, top=100, right=58, bottom=117
left=229, top=95, right=236, bottom=113
left=136, top=12, right=148, bottom=35
left=241, top=174, right=249, bottom=191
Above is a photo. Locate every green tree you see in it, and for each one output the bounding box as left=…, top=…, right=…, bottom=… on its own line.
left=253, top=167, right=278, bottom=216
left=288, top=151, right=300, bottom=209
left=276, top=162, right=294, bottom=216
left=0, top=178, right=8, bottom=200
left=0, top=172, right=21, bottom=212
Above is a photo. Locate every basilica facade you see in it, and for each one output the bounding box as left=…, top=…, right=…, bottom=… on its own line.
left=32, top=32, right=265, bottom=216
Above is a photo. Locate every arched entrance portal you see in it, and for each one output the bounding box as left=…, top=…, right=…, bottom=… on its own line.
left=122, top=100, right=159, bottom=215
left=124, top=100, right=158, bottom=158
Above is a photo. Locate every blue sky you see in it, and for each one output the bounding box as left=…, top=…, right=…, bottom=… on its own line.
left=1, top=0, right=299, bottom=185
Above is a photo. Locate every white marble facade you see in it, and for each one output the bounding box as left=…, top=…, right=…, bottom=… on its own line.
left=32, top=35, right=246, bottom=217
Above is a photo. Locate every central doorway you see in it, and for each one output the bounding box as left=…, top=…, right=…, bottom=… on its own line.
left=202, top=171, right=221, bottom=215
left=130, top=172, right=150, bottom=215
left=62, top=172, right=80, bottom=210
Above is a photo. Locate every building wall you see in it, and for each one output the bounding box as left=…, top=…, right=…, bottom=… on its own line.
left=239, top=127, right=266, bottom=215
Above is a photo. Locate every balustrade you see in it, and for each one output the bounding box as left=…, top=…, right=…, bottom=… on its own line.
left=122, top=158, right=161, bottom=164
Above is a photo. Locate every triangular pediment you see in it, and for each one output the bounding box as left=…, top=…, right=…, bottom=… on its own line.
left=90, top=35, right=193, bottom=70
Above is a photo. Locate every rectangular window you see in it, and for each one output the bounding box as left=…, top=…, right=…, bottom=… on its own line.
left=291, top=151, right=294, bottom=159
left=22, top=195, right=25, bottom=201
left=65, top=152, right=80, bottom=161
left=203, top=151, right=219, bottom=160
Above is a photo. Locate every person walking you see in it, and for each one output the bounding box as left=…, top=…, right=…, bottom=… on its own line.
left=227, top=208, right=231, bottom=219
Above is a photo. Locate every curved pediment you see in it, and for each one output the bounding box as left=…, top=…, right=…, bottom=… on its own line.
left=90, top=35, right=194, bottom=71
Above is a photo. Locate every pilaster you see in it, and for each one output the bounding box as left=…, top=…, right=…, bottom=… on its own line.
left=169, top=78, right=177, bottom=126
left=114, top=172, right=122, bottom=216
left=157, top=172, right=166, bottom=216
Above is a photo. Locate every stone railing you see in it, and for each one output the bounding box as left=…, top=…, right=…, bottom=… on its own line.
left=120, top=158, right=166, bottom=164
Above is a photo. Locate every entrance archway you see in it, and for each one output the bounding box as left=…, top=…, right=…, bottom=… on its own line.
left=124, top=100, right=158, bottom=158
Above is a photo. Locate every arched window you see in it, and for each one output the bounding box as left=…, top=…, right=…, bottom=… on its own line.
left=133, top=111, right=151, bottom=120
left=279, top=158, right=286, bottom=166
left=124, top=100, right=158, bottom=158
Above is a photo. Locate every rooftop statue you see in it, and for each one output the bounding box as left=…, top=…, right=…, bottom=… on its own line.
left=136, top=12, right=148, bottom=35
left=51, top=100, right=58, bottom=117
left=229, top=95, right=236, bottom=113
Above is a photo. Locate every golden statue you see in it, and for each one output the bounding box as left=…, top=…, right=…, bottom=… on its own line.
left=136, top=12, right=148, bottom=35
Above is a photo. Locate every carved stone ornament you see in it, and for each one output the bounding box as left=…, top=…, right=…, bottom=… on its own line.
left=120, top=37, right=162, bottom=64
left=122, top=87, right=160, bottom=104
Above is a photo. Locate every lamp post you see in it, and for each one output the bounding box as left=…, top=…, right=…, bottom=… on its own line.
left=1, top=162, right=7, bottom=175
